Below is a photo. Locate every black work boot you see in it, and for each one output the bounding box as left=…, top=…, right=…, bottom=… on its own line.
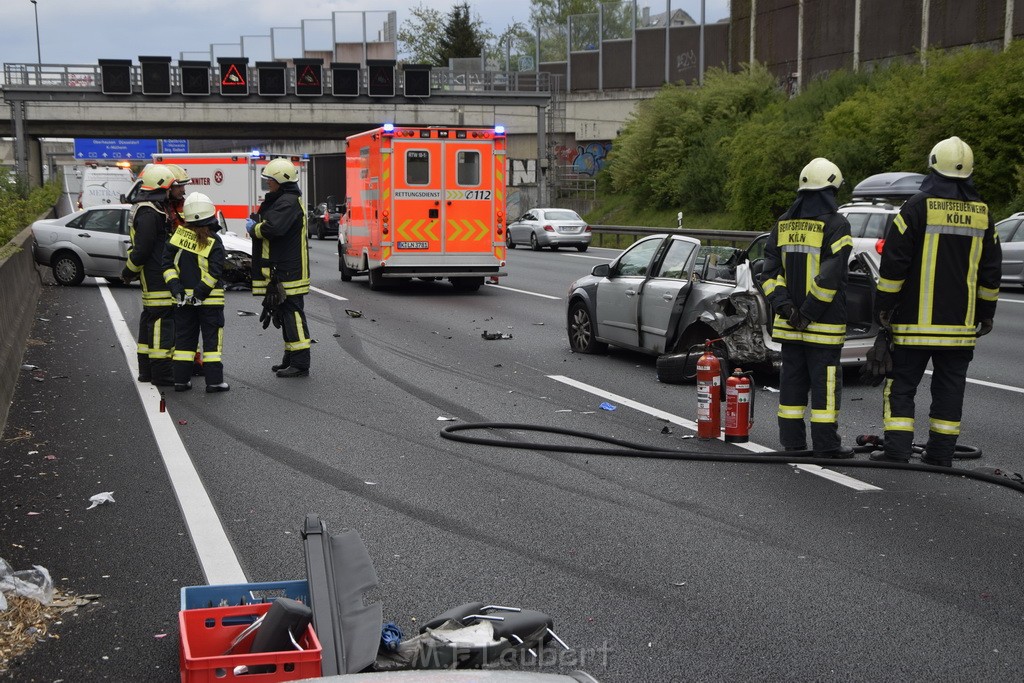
left=271, top=352, right=292, bottom=373
left=814, top=445, right=855, bottom=459
left=276, top=366, right=309, bottom=378
left=921, top=451, right=953, bottom=467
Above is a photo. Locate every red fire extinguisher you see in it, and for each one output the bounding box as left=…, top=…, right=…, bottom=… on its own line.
left=725, top=368, right=755, bottom=443
left=696, top=340, right=722, bottom=439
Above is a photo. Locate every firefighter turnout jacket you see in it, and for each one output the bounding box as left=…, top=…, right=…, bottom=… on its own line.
left=125, top=193, right=173, bottom=307
left=761, top=193, right=854, bottom=347
left=251, top=183, right=308, bottom=297
left=876, top=174, right=1001, bottom=348
left=162, top=225, right=226, bottom=305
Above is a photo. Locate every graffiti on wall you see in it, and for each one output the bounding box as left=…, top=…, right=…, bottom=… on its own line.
left=508, top=158, right=537, bottom=186
left=554, top=142, right=612, bottom=176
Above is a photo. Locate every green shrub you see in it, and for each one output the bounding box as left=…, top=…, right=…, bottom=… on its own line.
left=0, top=176, right=60, bottom=251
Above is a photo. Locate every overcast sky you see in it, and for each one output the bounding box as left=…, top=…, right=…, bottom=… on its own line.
left=0, top=1, right=730, bottom=65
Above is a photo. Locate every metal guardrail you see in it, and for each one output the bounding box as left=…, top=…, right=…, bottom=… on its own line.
left=590, top=225, right=764, bottom=245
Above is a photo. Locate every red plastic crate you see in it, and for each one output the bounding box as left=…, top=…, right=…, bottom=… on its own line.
left=179, top=602, right=322, bottom=683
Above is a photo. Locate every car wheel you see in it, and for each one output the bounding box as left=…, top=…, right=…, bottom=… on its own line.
left=551, top=245, right=560, bottom=251
left=506, top=231, right=516, bottom=249
left=568, top=300, right=607, bottom=354
left=368, top=267, right=384, bottom=291
left=451, top=276, right=483, bottom=292
left=577, top=244, right=589, bottom=253
left=52, top=252, right=85, bottom=286
left=656, top=353, right=697, bottom=384
left=340, top=256, right=352, bottom=282
left=530, top=233, right=541, bottom=251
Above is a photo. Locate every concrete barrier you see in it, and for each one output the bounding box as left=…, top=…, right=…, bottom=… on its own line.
left=0, top=226, right=43, bottom=433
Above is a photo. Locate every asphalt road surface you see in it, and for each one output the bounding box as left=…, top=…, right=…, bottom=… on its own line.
left=3, top=240, right=1023, bottom=682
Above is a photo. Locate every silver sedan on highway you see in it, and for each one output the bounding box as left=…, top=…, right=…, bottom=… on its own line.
left=506, top=208, right=592, bottom=252
left=996, top=212, right=1024, bottom=287
left=565, top=233, right=881, bottom=380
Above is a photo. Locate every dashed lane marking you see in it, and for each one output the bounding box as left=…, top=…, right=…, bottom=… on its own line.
left=925, top=370, right=1024, bottom=395
left=484, top=283, right=562, bottom=300
left=311, top=285, right=348, bottom=301
left=98, top=280, right=247, bottom=585
left=546, top=374, right=882, bottom=492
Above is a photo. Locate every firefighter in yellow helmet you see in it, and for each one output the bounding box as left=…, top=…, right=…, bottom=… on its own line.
left=164, top=163, right=191, bottom=231
left=163, top=192, right=229, bottom=393
left=869, top=137, right=1001, bottom=466
left=246, top=157, right=311, bottom=377
left=121, top=163, right=177, bottom=385
left=759, top=157, right=854, bottom=457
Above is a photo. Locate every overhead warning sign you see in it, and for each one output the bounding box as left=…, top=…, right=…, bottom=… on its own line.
left=295, top=61, right=323, bottom=97
left=218, top=58, right=249, bottom=96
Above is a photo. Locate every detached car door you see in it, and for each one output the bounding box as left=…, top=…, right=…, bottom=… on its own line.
left=639, top=237, right=699, bottom=353
left=65, top=207, right=131, bottom=277
left=595, top=237, right=664, bottom=348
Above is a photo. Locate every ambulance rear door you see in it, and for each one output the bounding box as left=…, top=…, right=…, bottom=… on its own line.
left=442, top=139, right=495, bottom=257
left=155, top=154, right=252, bottom=235
left=391, top=138, right=443, bottom=257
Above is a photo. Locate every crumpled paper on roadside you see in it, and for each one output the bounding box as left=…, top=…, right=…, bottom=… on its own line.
left=87, top=491, right=115, bottom=510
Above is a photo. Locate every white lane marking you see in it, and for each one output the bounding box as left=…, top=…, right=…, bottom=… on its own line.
left=485, top=283, right=562, bottom=300
left=559, top=253, right=612, bottom=261
left=547, top=374, right=882, bottom=492
left=925, top=370, right=1024, bottom=395
left=311, top=285, right=348, bottom=301
left=97, top=282, right=247, bottom=585
left=998, top=297, right=1024, bottom=304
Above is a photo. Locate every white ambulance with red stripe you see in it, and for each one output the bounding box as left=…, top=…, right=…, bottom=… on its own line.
left=338, top=124, right=508, bottom=292
left=152, top=153, right=309, bottom=235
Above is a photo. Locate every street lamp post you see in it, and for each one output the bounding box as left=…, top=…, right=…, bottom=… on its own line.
left=30, top=0, right=41, bottom=65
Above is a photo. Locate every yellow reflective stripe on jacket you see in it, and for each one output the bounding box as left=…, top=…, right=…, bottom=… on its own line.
left=877, top=276, right=904, bottom=294
left=891, top=323, right=976, bottom=335
left=778, top=404, right=806, bottom=419
left=978, top=285, right=999, bottom=302
left=163, top=268, right=179, bottom=283
left=809, top=280, right=837, bottom=303
left=965, top=234, right=982, bottom=325
left=830, top=235, right=853, bottom=253
left=892, top=334, right=977, bottom=347
left=893, top=214, right=908, bottom=234
left=127, top=260, right=144, bottom=273
left=929, top=418, right=960, bottom=435
left=918, top=233, right=939, bottom=326
left=761, top=278, right=779, bottom=296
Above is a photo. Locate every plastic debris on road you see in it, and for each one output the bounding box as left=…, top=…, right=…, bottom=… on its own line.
left=436, top=416, right=457, bottom=421
left=236, top=310, right=256, bottom=316
left=21, top=364, right=39, bottom=371
left=762, top=386, right=780, bottom=393
left=0, top=557, right=55, bottom=606
left=599, top=402, right=617, bottom=411
left=381, top=622, right=403, bottom=651
left=86, top=492, right=115, bottom=510
left=481, top=331, right=513, bottom=340
left=345, top=309, right=363, bottom=318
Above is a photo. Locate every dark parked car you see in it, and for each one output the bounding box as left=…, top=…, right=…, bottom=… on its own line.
left=309, top=196, right=344, bottom=240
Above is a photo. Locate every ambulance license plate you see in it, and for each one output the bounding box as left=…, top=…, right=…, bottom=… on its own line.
left=397, top=241, right=429, bottom=249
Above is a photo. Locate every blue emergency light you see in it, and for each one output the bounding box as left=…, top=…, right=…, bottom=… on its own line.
left=494, top=125, right=506, bottom=136
left=383, top=123, right=395, bottom=133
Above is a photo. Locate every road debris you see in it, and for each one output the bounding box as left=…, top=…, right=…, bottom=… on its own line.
left=599, top=402, right=617, bottom=411
left=436, top=416, right=457, bottom=422
left=86, top=492, right=115, bottom=510
left=345, top=309, right=363, bottom=318
left=481, top=331, right=513, bottom=340
left=236, top=310, right=256, bottom=316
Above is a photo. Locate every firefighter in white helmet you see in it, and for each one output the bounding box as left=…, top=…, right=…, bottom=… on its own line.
left=122, top=163, right=177, bottom=386
left=247, top=157, right=311, bottom=378
left=759, top=157, right=854, bottom=458
left=868, top=137, right=1001, bottom=466
left=162, top=192, right=229, bottom=393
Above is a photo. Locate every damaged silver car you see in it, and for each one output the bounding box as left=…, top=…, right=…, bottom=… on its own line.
left=565, top=233, right=880, bottom=380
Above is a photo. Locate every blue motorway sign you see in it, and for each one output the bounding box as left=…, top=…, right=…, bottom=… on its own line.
left=74, top=138, right=159, bottom=160
left=162, top=139, right=190, bottom=154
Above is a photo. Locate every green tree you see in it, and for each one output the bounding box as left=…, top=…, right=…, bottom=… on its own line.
left=397, top=4, right=446, bottom=64
left=436, top=3, right=489, bottom=66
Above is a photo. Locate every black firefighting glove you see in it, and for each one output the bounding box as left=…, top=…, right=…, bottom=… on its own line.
left=259, top=280, right=286, bottom=329
left=976, top=319, right=993, bottom=337
left=169, top=280, right=186, bottom=305
left=120, top=266, right=137, bottom=285
left=776, top=303, right=793, bottom=320
left=787, top=307, right=810, bottom=331
left=860, top=328, right=893, bottom=386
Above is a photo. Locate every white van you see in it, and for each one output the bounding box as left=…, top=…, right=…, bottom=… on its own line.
left=78, top=166, right=135, bottom=209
